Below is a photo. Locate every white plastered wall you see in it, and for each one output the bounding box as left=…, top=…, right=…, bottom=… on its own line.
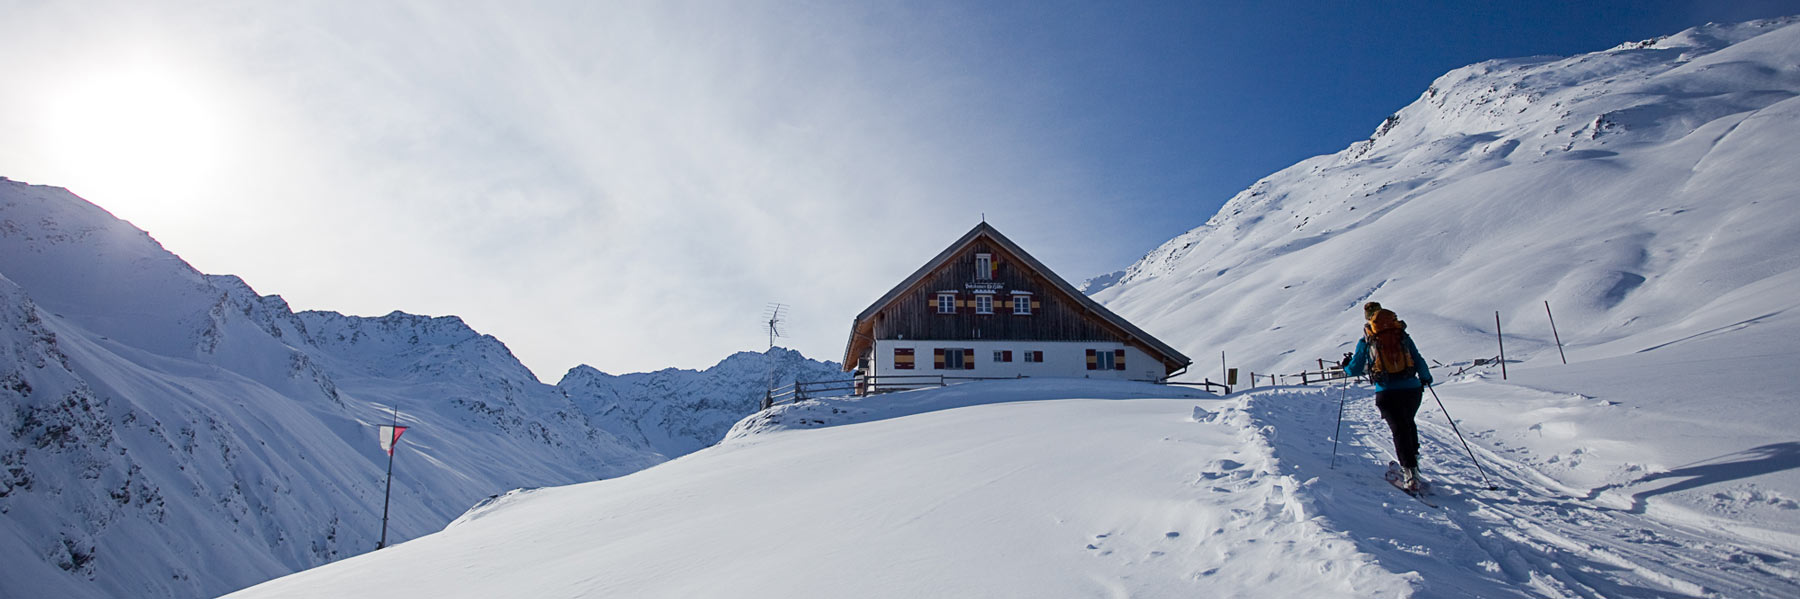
left=867, top=340, right=1163, bottom=382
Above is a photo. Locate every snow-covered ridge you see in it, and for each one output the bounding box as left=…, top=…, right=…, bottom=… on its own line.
left=0, top=177, right=839, bottom=598
left=1095, top=16, right=1800, bottom=375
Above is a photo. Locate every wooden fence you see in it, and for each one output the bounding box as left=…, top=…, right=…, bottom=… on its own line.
left=763, top=374, right=1233, bottom=410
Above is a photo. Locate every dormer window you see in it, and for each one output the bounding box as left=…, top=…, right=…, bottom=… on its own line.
left=975, top=253, right=992, bottom=280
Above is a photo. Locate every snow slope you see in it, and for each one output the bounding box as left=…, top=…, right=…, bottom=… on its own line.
left=0, top=178, right=842, bottom=598
left=231, top=368, right=1800, bottom=598
left=1092, top=16, right=1800, bottom=376
left=1079, top=16, right=1800, bottom=583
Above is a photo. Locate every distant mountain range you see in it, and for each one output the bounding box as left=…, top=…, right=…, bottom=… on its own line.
left=0, top=178, right=843, bottom=599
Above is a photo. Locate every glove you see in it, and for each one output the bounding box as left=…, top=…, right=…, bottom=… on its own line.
left=1420, top=376, right=1434, bottom=387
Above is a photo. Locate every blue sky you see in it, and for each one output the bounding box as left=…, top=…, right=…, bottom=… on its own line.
left=2, top=1, right=1797, bottom=377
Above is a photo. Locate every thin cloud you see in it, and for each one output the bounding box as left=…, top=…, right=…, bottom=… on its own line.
left=0, top=1, right=1105, bottom=378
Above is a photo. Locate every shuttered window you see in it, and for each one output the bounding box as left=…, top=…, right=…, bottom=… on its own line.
left=938, top=348, right=973, bottom=370
left=1090, top=349, right=1115, bottom=370
left=894, top=348, right=915, bottom=370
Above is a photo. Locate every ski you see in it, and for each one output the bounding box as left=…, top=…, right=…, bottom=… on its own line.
left=1385, top=461, right=1440, bottom=508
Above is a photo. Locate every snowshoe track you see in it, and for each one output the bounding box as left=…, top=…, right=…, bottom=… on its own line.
left=1237, top=385, right=1800, bottom=598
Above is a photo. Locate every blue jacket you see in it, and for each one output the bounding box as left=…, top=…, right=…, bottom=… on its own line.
left=1344, top=333, right=1432, bottom=391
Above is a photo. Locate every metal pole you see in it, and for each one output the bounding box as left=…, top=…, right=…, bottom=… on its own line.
left=378, top=445, right=395, bottom=549
left=1428, top=385, right=1499, bottom=490
left=378, top=406, right=397, bottom=550
left=1330, top=382, right=1348, bottom=469
left=1495, top=311, right=1508, bottom=380
left=1220, top=351, right=1227, bottom=387
left=1545, top=301, right=1566, bottom=365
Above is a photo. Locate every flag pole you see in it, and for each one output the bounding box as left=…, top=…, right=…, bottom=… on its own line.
left=378, top=406, right=398, bottom=550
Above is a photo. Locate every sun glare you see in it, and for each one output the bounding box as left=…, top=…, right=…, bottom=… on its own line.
left=39, top=62, right=230, bottom=221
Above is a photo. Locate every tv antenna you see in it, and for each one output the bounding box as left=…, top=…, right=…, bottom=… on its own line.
left=762, top=303, right=788, bottom=349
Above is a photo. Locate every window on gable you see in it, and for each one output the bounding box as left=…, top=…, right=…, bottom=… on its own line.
left=937, top=293, right=956, bottom=314
left=1012, top=293, right=1032, bottom=315
left=975, top=294, right=993, bottom=314
left=975, top=253, right=992, bottom=280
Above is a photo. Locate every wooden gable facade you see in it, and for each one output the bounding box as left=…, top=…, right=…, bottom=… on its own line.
left=844, top=223, right=1191, bottom=383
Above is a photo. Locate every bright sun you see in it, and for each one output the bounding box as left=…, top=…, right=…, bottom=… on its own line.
left=39, top=61, right=230, bottom=221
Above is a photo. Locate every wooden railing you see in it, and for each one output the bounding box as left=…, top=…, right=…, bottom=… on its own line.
left=764, top=374, right=1032, bottom=409
left=762, top=373, right=1244, bottom=410
left=1151, top=379, right=1232, bottom=395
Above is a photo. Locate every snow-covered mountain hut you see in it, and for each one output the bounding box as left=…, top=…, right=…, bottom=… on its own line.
left=843, top=223, right=1191, bottom=389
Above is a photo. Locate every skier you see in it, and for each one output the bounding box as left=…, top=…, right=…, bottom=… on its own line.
left=1343, top=302, right=1434, bottom=490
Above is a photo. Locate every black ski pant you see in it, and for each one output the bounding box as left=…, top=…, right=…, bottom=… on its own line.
left=1375, top=386, right=1425, bottom=470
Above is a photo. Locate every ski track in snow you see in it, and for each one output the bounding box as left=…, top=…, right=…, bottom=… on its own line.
left=1241, top=385, right=1800, bottom=598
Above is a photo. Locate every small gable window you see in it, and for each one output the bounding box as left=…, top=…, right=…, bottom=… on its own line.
left=975, top=294, right=994, bottom=314
left=1012, top=293, right=1032, bottom=315
left=936, top=292, right=956, bottom=314
left=975, top=253, right=993, bottom=280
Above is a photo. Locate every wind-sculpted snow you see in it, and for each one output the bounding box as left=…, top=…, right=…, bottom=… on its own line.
left=230, top=381, right=1416, bottom=598
left=0, top=178, right=835, bottom=598
left=1095, top=16, right=1800, bottom=377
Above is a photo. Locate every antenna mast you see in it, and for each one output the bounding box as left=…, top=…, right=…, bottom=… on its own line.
left=762, top=303, right=788, bottom=349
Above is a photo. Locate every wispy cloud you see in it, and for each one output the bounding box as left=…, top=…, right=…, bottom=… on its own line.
left=0, top=0, right=1109, bottom=378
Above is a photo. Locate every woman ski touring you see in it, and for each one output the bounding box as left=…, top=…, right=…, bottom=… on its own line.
left=1343, top=302, right=1434, bottom=491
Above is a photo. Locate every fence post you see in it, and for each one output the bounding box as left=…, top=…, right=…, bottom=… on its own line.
left=1545, top=300, right=1567, bottom=365
left=1495, top=311, right=1508, bottom=380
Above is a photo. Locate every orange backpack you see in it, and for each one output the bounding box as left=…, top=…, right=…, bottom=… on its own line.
left=1365, top=310, right=1414, bottom=380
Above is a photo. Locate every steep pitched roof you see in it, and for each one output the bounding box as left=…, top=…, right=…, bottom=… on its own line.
left=843, top=222, right=1191, bottom=373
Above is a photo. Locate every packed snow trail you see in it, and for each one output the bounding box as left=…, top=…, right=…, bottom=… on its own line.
left=1246, top=383, right=1800, bottom=598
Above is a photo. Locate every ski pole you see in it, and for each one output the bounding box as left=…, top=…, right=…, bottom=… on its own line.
left=1329, top=382, right=1347, bottom=469
left=1427, top=385, right=1499, bottom=490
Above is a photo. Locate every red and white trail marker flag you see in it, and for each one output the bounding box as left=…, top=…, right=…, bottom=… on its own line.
left=379, top=425, right=408, bottom=456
